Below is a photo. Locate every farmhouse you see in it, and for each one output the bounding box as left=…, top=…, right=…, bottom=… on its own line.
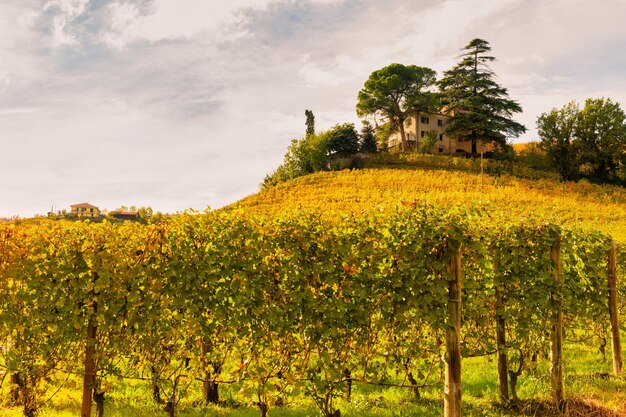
left=387, top=111, right=496, bottom=154
left=70, top=202, right=101, bottom=219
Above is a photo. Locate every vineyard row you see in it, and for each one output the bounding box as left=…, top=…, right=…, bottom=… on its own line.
left=0, top=207, right=623, bottom=417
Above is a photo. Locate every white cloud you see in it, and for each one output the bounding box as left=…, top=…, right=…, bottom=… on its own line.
left=50, top=15, right=78, bottom=45
left=396, top=0, right=518, bottom=61
left=0, top=107, right=42, bottom=117
left=298, top=54, right=344, bottom=86
left=0, top=70, right=9, bottom=88
left=103, top=0, right=344, bottom=48
left=43, top=0, right=89, bottom=17
left=43, top=0, right=89, bottom=46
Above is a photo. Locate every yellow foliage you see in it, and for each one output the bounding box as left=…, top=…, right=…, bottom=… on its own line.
left=228, top=168, right=626, bottom=244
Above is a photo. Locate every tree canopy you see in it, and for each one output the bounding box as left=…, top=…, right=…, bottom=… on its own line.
left=326, top=123, right=359, bottom=157
left=576, top=98, right=626, bottom=182
left=356, top=63, right=437, bottom=152
left=438, top=38, right=526, bottom=154
left=538, top=98, right=626, bottom=183
left=263, top=121, right=361, bottom=188
left=536, top=101, right=580, bottom=180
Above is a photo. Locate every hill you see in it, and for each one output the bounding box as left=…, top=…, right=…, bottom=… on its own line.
left=229, top=161, right=626, bottom=244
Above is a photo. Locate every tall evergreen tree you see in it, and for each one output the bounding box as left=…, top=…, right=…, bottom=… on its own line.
left=305, top=109, right=315, bottom=137
left=438, top=39, right=526, bottom=154
left=359, top=121, right=377, bottom=153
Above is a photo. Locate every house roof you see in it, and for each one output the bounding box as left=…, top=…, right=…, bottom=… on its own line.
left=70, top=202, right=99, bottom=209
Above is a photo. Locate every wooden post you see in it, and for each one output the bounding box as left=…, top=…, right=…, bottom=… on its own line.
left=200, top=338, right=219, bottom=403
left=81, top=316, right=97, bottom=417
left=445, top=247, right=462, bottom=417
left=549, top=237, right=563, bottom=405
left=608, top=240, right=623, bottom=376
left=493, top=254, right=509, bottom=403
left=200, top=338, right=210, bottom=402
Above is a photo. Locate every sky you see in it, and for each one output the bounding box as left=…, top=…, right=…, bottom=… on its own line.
left=1, top=0, right=626, bottom=217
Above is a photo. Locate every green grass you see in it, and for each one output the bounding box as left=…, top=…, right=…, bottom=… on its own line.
left=2, top=339, right=625, bottom=417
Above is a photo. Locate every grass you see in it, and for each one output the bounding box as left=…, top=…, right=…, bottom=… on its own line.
left=2, top=340, right=625, bottom=417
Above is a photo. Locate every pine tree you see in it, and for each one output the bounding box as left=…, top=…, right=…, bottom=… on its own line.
left=438, top=39, right=526, bottom=154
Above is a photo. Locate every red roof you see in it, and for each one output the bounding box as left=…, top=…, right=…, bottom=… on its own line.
left=70, top=202, right=99, bottom=209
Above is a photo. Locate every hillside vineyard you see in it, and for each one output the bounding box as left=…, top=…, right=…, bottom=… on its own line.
left=233, top=167, right=626, bottom=245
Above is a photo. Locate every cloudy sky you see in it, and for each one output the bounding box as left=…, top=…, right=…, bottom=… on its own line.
left=1, top=0, right=626, bottom=217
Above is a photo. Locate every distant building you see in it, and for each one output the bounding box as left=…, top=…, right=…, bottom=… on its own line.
left=70, top=203, right=101, bottom=218
left=109, top=211, right=139, bottom=221
left=387, top=111, right=497, bottom=154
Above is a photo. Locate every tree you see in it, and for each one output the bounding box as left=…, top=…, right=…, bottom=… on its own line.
left=438, top=38, right=526, bottom=154
left=137, top=206, right=153, bottom=223
left=538, top=98, right=626, bottom=183
left=359, top=121, right=377, bottom=153
left=262, top=131, right=330, bottom=187
left=263, top=122, right=362, bottom=187
left=283, top=134, right=329, bottom=176
left=326, top=123, right=360, bottom=157
left=537, top=101, right=580, bottom=180
left=305, top=110, right=315, bottom=137
left=356, top=63, right=437, bottom=152
left=575, top=98, right=626, bottom=183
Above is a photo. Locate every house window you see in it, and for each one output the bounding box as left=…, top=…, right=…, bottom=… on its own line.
left=438, top=148, right=444, bottom=153
left=438, top=119, right=443, bottom=127
left=439, top=134, right=443, bottom=141
left=90, top=208, right=94, bottom=212
left=421, top=116, right=429, bottom=124
left=420, top=131, right=426, bottom=137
